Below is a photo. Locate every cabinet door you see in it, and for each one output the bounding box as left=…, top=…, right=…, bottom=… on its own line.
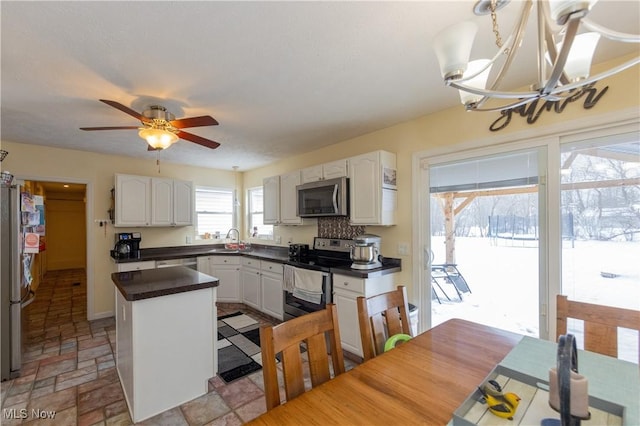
left=173, top=180, right=193, bottom=226
left=348, top=152, right=380, bottom=225
left=261, top=272, right=283, bottom=320
left=280, top=171, right=303, bottom=224
left=241, top=267, right=261, bottom=310
left=196, top=257, right=210, bottom=275
left=263, top=176, right=280, bottom=224
left=151, top=178, right=174, bottom=226
left=333, top=289, right=363, bottom=357
left=301, top=165, right=323, bottom=183
left=322, top=160, right=348, bottom=180
left=213, top=265, right=241, bottom=302
left=115, top=174, right=150, bottom=226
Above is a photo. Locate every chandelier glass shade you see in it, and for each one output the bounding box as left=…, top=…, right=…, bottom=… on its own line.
left=433, top=0, right=640, bottom=112
left=139, top=127, right=179, bottom=150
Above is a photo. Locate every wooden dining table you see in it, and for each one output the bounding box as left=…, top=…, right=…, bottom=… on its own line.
left=248, top=318, right=524, bottom=425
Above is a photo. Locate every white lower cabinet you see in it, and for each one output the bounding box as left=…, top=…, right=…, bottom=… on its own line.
left=241, top=258, right=283, bottom=320
left=260, top=261, right=283, bottom=320
left=332, top=273, right=397, bottom=358
left=241, top=258, right=261, bottom=310
left=197, top=256, right=241, bottom=302
left=115, top=287, right=215, bottom=422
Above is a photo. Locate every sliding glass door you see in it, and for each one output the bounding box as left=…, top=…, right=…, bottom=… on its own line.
left=560, top=132, right=640, bottom=362
left=427, top=148, right=546, bottom=338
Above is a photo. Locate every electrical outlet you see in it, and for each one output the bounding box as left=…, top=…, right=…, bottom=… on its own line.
left=275, top=235, right=282, bottom=244
left=398, top=242, right=409, bottom=256
left=186, top=235, right=192, bottom=244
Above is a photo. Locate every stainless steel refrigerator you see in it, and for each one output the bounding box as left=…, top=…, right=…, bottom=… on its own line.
left=1, top=183, right=34, bottom=380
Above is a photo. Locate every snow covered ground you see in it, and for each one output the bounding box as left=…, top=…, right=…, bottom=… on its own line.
left=430, top=236, right=639, bottom=363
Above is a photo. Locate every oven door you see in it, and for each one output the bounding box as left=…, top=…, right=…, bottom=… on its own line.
left=283, top=266, right=332, bottom=320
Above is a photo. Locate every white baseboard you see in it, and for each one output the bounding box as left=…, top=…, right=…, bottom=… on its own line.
left=90, top=311, right=115, bottom=321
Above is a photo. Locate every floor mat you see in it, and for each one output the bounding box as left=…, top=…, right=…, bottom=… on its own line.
left=217, top=312, right=262, bottom=383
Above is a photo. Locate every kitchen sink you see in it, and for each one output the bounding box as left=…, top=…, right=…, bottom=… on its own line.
left=206, top=248, right=241, bottom=254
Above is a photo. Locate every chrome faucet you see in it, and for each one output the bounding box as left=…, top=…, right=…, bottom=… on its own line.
left=225, top=228, right=240, bottom=242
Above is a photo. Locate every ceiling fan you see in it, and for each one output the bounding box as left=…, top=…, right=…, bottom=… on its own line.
left=80, top=99, right=220, bottom=150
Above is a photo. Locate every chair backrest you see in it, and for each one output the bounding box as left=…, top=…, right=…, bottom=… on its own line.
left=556, top=294, right=640, bottom=364
left=357, top=286, right=412, bottom=361
left=259, top=304, right=345, bottom=410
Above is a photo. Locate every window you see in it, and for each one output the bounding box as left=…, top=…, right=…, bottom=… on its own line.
left=195, top=187, right=234, bottom=237
left=248, top=187, right=273, bottom=239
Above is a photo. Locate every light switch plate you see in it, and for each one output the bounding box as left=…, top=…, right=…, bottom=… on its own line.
left=398, top=242, right=409, bottom=256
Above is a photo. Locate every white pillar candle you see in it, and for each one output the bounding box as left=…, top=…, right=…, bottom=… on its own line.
left=548, top=368, right=590, bottom=419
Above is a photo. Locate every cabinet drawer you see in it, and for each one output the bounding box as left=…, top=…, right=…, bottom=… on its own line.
left=241, top=257, right=260, bottom=268
left=332, top=274, right=365, bottom=294
left=117, top=261, right=156, bottom=272
left=210, top=255, right=241, bottom=265
left=260, top=260, right=282, bottom=275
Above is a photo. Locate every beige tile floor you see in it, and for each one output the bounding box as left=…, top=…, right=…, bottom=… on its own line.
left=1, top=269, right=357, bottom=425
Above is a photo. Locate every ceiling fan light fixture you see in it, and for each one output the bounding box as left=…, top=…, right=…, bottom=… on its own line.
left=139, top=127, right=179, bottom=150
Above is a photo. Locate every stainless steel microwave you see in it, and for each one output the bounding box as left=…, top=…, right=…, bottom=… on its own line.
left=296, top=177, right=349, bottom=217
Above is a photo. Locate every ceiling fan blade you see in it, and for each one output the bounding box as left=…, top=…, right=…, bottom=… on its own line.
left=80, top=126, right=140, bottom=131
left=170, top=115, right=219, bottom=129
left=177, top=130, right=220, bottom=149
left=99, top=99, right=149, bottom=122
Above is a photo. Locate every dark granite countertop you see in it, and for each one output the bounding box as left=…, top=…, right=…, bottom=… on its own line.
left=328, top=263, right=402, bottom=279
left=111, top=266, right=219, bottom=301
left=110, top=244, right=401, bottom=278
left=111, top=244, right=289, bottom=264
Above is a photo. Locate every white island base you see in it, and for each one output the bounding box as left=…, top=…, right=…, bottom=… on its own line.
left=115, top=286, right=217, bottom=423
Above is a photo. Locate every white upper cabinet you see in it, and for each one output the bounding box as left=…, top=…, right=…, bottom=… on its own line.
left=348, top=150, right=397, bottom=226
left=115, top=173, right=193, bottom=227
left=172, top=179, right=194, bottom=226
left=264, top=172, right=311, bottom=226
left=151, top=178, right=173, bottom=226
left=301, top=159, right=348, bottom=183
left=115, top=174, right=151, bottom=226
left=263, top=175, right=281, bottom=225
left=279, top=170, right=311, bottom=225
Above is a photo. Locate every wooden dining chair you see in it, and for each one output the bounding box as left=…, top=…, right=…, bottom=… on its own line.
left=259, top=304, right=345, bottom=410
left=357, top=285, right=412, bottom=361
left=556, top=294, right=640, bottom=363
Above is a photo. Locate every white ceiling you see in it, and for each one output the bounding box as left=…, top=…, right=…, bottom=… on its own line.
left=2, top=1, right=638, bottom=171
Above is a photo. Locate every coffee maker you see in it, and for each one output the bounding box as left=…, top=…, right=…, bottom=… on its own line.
left=112, top=232, right=141, bottom=259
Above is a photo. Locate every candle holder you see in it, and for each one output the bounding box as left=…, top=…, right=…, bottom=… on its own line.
left=544, top=334, right=591, bottom=426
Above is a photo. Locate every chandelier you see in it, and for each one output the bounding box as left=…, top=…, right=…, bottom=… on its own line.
left=433, top=0, right=640, bottom=112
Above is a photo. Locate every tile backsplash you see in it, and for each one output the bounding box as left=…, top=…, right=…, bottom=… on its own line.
left=317, top=217, right=365, bottom=239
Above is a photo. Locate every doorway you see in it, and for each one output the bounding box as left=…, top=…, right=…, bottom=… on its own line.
left=21, top=180, right=88, bottom=319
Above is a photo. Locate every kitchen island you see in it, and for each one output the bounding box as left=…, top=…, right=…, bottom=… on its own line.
left=111, top=266, right=219, bottom=423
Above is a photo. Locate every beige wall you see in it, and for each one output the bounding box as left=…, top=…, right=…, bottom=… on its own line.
left=0, top=144, right=240, bottom=318
left=245, top=61, right=640, bottom=304
left=1, top=57, right=637, bottom=318
left=46, top=197, right=86, bottom=270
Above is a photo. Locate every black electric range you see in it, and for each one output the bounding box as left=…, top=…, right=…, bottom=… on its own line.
left=286, top=237, right=352, bottom=272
